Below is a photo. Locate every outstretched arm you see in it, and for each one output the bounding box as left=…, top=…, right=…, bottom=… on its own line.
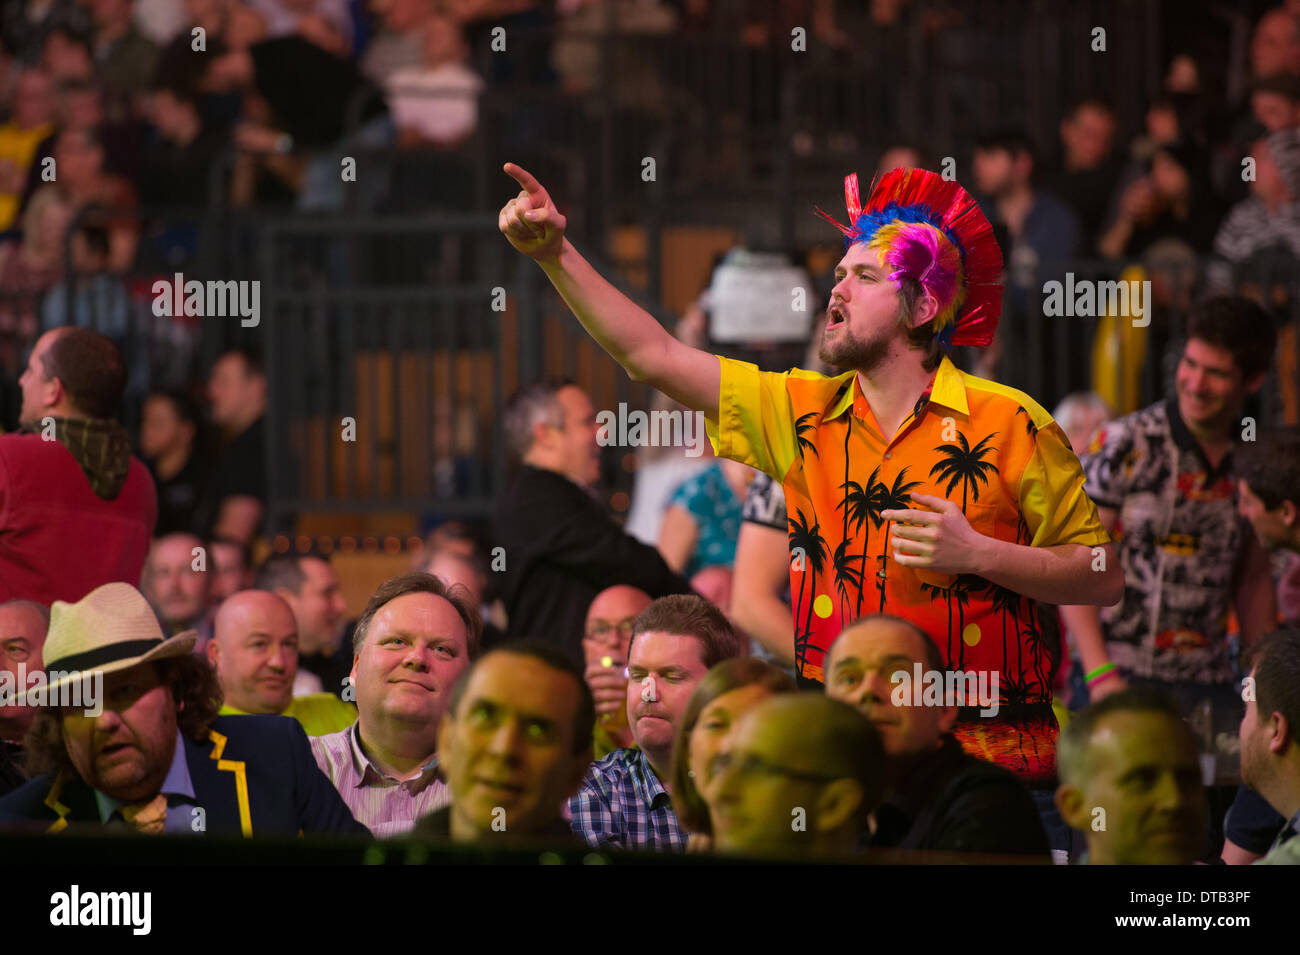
left=499, top=163, right=720, bottom=416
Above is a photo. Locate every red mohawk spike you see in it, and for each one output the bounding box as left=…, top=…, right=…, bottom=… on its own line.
left=844, top=173, right=862, bottom=222
left=817, top=167, right=1004, bottom=348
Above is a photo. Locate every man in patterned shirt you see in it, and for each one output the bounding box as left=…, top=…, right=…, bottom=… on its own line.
left=568, top=594, right=742, bottom=851
left=498, top=163, right=1121, bottom=806
left=1064, top=298, right=1277, bottom=742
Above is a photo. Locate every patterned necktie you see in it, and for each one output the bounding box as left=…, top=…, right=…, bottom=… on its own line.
left=119, top=794, right=168, bottom=834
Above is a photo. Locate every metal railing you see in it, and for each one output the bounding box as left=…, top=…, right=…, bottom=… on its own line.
left=6, top=199, right=1298, bottom=532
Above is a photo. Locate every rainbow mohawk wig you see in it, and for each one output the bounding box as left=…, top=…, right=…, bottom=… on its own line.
left=816, top=168, right=1003, bottom=348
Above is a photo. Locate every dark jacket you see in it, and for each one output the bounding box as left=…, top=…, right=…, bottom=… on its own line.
left=0, top=740, right=25, bottom=798
left=412, top=805, right=579, bottom=845
left=492, top=465, right=692, bottom=661
left=0, top=715, right=369, bottom=837
left=869, top=734, right=1050, bottom=857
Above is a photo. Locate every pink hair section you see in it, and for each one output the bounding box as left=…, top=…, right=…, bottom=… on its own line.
left=870, top=222, right=966, bottom=327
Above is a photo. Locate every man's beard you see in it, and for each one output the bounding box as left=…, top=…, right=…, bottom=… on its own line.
left=1238, top=734, right=1266, bottom=795
left=819, top=325, right=893, bottom=374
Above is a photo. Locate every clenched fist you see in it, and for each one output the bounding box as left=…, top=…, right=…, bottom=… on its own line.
left=498, top=162, right=567, bottom=262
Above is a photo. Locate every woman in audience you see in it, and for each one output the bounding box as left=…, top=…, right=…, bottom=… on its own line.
left=669, top=657, right=795, bottom=851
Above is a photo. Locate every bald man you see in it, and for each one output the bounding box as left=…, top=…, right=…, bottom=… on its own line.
left=1055, top=688, right=1208, bottom=865
left=825, top=615, right=1048, bottom=858
left=583, top=585, right=652, bottom=756
left=706, top=693, right=884, bottom=858
left=209, top=590, right=357, bottom=737
left=0, top=600, right=49, bottom=795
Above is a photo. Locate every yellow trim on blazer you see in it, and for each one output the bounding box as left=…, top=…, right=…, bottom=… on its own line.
left=207, top=729, right=252, bottom=836
left=44, top=771, right=70, bottom=833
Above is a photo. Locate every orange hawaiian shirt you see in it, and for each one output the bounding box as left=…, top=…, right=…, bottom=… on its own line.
left=708, top=355, right=1110, bottom=784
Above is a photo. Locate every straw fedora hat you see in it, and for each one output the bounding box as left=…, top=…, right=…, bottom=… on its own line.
left=36, top=582, right=197, bottom=698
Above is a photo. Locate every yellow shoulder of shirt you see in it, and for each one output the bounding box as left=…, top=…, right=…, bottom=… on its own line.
left=218, top=695, right=357, bottom=737
left=707, top=354, right=855, bottom=483
left=958, top=367, right=1056, bottom=427
left=960, top=367, right=1110, bottom=548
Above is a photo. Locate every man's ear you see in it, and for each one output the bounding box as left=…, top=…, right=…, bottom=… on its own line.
left=910, top=292, right=940, bottom=329
left=1055, top=784, right=1088, bottom=832
left=206, top=640, right=220, bottom=667
left=42, top=374, right=67, bottom=414
left=1280, top=499, right=1298, bottom=530
left=531, top=419, right=553, bottom=455
left=1268, top=711, right=1293, bottom=755
left=814, top=778, right=865, bottom=835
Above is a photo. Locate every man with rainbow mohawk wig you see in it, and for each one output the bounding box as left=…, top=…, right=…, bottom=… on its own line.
left=496, top=162, right=1122, bottom=856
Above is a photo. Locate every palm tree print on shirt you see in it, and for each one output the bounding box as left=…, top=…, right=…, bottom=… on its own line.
left=985, top=581, right=1024, bottom=686
left=787, top=507, right=828, bottom=671
left=795, top=412, right=821, bottom=460
left=1016, top=406, right=1038, bottom=441
left=929, top=431, right=999, bottom=510
left=873, top=469, right=923, bottom=611
left=838, top=466, right=887, bottom=615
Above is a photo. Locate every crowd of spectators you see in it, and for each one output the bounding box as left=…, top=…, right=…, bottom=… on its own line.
left=3, top=0, right=1300, bottom=868
left=2, top=298, right=1300, bottom=864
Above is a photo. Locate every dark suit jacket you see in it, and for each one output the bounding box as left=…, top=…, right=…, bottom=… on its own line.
left=0, top=715, right=369, bottom=837
left=493, top=465, right=693, bottom=661
left=869, top=734, right=1050, bottom=857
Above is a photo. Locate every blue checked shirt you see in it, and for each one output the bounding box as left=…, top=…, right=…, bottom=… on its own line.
left=567, top=748, right=686, bottom=852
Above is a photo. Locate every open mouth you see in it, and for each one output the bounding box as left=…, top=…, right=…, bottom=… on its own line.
left=827, top=305, right=847, bottom=329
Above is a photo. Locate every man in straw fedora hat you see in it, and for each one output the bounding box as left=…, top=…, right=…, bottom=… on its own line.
left=0, top=583, right=368, bottom=836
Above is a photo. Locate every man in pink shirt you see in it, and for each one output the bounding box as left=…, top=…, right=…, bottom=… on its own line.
left=310, top=573, right=480, bottom=837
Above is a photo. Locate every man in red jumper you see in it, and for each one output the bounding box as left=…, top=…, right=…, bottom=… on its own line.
left=1, top=327, right=156, bottom=604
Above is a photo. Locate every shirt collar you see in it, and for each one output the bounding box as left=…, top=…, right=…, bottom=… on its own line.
left=1164, top=396, right=1234, bottom=479
left=94, top=729, right=195, bottom=822
left=1274, top=807, right=1300, bottom=850
left=824, top=356, right=968, bottom=423
left=348, top=722, right=439, bottom=789
left=630, top=748, right=671, bottom=811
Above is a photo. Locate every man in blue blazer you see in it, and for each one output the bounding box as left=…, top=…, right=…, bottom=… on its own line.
left=0, top=582, right=368, bottom=837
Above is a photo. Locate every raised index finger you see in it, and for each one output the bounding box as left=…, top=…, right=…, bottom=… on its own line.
left=503, top=162, right=546, bottom=200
